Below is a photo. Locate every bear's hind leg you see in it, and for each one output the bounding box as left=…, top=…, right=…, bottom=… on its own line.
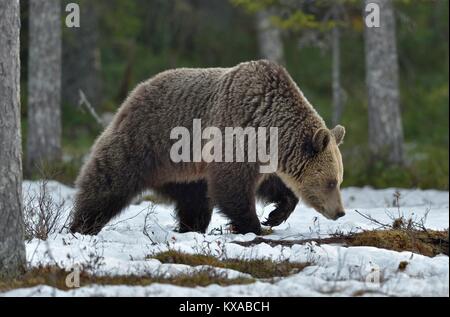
left=157, top=180, right=212, bottom=233
left=70, top=189, right=133, bottom=235
left=70, top=138, right=154, bottom=235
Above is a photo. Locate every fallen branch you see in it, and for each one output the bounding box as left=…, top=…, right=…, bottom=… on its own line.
left=231, top=229, right=449, bottom=257
left=231, top=236, right=350, bottom=248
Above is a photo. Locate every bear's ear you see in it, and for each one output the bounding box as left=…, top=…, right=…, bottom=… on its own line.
left=312, top=128, right=331, bottom=153
left=332, top=125, right=346, bottom=146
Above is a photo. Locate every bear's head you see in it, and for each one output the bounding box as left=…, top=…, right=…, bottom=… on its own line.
left=279, top=125, right=346, bottom=220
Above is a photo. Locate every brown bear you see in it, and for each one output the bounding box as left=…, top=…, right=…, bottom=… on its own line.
left=69, top=60, right=346, bottom=236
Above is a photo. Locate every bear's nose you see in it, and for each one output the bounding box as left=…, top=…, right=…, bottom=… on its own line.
left=336, top=211, right=345, bottom=219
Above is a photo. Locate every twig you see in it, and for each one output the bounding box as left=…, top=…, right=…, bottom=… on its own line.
left=354, top=209, right=391, bottom=230
left=106, top=205, right=149, bottom=229
left=78, top=89, right=105, bottom=127
left=142, top=206, right=158, bottom=245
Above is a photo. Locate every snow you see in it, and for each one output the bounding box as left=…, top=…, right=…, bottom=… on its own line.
left=2, top=181, right=448, bottom=297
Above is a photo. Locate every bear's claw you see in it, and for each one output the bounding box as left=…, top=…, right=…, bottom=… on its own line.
left=262, top=207, right=291, bottom=227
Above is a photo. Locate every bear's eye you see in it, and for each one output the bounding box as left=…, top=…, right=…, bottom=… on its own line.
left=327, top=180, right=337, bottom=189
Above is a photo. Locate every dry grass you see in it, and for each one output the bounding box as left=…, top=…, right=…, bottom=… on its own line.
left=150, top=250, right=310, bottom=278
left=0, top=265, right=254, bottom=293
left=1, top=249, right=308, bottom=293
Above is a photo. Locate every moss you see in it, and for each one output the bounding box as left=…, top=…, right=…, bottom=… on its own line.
left=398, top=261, right=409, bottom=272
left=261, top=227, right=274, bottom=236
left=151, top=250, right=309, bottom=278
left=347, top=229, right=448, bottom=257
left=0, top=266, right=254, bottom=293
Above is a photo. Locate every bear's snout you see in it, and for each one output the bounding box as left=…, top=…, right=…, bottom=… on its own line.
left=334, top=210, right=345, bottom=220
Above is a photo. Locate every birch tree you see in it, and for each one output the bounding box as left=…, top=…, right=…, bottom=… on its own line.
left=0, top=0, right=26, bottom=279
left=331, top=3, right=344, bottom=126
left=256, top=8, right=285, bottom=65
left=27, top=0, right=62, bottom=173
left=364, top=0, right=404, bottom=164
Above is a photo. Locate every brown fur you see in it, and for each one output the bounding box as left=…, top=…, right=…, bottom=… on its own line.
left=69, top=60, right=345, bottom=235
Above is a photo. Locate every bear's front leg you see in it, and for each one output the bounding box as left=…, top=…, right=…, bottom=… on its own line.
left=261, top=194, right=298, bottom=227
left=207, top=163, right=262, bottom=235
left=257, top=175, right=299, bottom=227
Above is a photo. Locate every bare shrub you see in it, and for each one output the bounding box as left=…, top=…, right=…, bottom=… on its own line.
left=142, top=204, right=159, bottom=245
left=23, top=179, right=67, bottom=241
left=354, top=191, right=432, bottom=232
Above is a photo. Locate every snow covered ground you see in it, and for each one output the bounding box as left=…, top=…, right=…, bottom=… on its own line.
left=2, top=181, right=449, bottom=297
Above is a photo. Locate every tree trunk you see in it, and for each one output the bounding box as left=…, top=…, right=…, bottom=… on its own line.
left=0, top=0, right=26, bottom=279
left=364, top=0, right=404, bottom=165
left=62, top=0, right=102, bottom=108
left=256, top=9, right=284, bottom=65
left=27, top=0, right=62, bottom=173
left=331, top=5, right=343, bottom=126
